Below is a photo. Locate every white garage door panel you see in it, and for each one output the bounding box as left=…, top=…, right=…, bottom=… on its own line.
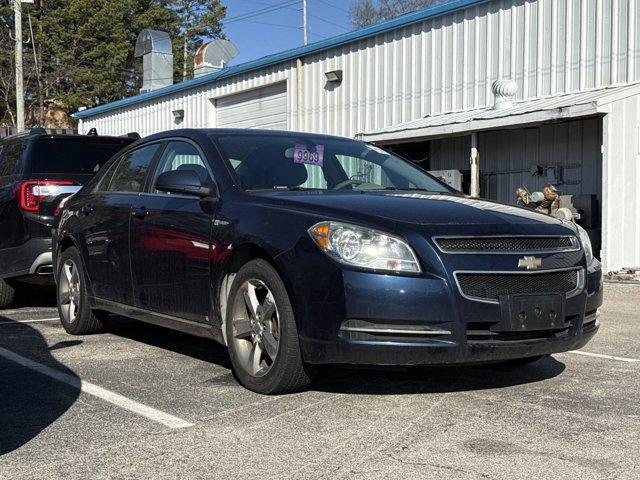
left=215, top=83, right=287, bottom=130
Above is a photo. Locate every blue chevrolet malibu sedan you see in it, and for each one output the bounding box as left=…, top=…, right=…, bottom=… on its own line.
left=53, top=129, right=602, bottom=394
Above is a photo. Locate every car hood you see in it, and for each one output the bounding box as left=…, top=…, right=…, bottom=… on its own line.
left=253, top=190, right=568, bottom=228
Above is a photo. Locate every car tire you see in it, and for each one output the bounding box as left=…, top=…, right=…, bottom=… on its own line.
left=56, top=246, right=104, bottom=335
left=0, top=278, right=15, bottom=309
left=225, top=259, right=314, bottom=394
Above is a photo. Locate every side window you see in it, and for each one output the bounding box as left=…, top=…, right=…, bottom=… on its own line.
left=93, top=156, right=123, bottom=192
left=150, top=141, right=210, bottom=193
left=0, top=142, right=22, bottom=177
left=105, top=144, right=159, bottom=193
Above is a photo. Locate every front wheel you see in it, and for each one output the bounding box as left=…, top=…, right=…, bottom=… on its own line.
left=226, top=259, right=313, bottom=394
left=56, top=247, right=104, bottom=335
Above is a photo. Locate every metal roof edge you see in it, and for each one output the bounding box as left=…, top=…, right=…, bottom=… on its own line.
left=73, top=0, right=490, bottom=120
left=358, top=103, right=599, bottom=143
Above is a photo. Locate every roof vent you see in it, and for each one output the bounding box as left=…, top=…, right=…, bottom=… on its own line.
left=135, top=29, right=173, bottom=93
left=492, top=79, right=518, bottom=110
left=194, top=40, right=239, bottom=78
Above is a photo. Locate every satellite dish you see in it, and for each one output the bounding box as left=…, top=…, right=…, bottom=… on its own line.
left=194, top=40, right=239, bottom=77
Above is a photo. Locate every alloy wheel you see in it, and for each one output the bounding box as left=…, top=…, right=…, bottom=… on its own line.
left=231, top=279, right=280, bottom=377
left=59, top=259, right=81, bottom=324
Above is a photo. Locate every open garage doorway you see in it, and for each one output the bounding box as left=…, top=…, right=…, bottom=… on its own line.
left=384, top=117, right=604, bottom=257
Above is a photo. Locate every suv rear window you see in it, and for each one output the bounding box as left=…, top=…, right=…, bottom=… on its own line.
left=26, top=139, right=130, bottom=175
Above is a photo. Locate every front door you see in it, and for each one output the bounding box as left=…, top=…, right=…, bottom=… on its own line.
left=130, top=140, right=216, bottom=323
left=81, top=143, right=160, bottom=305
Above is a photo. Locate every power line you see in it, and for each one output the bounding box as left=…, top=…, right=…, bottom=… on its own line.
left=308, top=30, right=329, bottom=40
left=223, top=0, right=300, bottom=25
left=233, top=0, right=300, bottom=13
left=308, top=12, right=348, bottom=30
left=315, top=0, right=350, bottom=15
left=241, top=19, right=304, bottom=31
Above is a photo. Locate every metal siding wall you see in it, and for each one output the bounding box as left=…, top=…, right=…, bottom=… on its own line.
left=82, top=0, right=640, bottom=141
left=600, top=97, right=640, bottom=272
left=81, top=64, right=294, bottom=136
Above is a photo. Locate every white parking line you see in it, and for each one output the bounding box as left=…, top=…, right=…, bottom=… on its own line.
left=565, top=350, right=640, bottom=363
left=0, top=347, right=194, bottom=429
left=0, top=317, right=60, bottom=325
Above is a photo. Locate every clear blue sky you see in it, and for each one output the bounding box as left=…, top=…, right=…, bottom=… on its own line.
left=222, top=0, right=355, bottom=66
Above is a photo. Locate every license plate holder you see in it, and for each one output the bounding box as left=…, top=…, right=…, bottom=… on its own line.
left=497, top=294, right=566, bottom=332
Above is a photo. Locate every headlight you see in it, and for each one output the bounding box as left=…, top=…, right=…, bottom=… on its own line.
left=576, top=224, right=593, bottom=265
left=308, top=221, right=421, bottom=273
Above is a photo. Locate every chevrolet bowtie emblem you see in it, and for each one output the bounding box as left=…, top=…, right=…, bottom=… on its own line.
left=518, top=256, right=542, bottom=270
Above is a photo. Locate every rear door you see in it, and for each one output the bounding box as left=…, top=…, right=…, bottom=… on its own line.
left=129, top=140, right=216, bottom=323
left=0, top=140, right=24, bottom=253
left=80, top=143, right=160, bottom=305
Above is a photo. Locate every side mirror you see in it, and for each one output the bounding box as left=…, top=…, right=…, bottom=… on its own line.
left=155, top=170, right=217, bottom=198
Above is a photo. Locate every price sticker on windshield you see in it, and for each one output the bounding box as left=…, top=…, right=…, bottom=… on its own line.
left=294, top=144, right=324, bottom=167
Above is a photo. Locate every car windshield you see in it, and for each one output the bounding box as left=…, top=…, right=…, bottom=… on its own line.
left=213, top=134, right=454, bottom=193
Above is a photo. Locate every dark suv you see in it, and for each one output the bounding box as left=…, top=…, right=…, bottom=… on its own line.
left=0, top=130, right=133, bottom=308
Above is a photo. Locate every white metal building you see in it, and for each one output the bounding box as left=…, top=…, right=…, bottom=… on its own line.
left=74, top=0, right=640, bottom=273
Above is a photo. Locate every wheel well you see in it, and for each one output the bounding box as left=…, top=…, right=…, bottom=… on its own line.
left=57, top=237, right=76, bottom=254
left=218, top=243, right=283, bottom=346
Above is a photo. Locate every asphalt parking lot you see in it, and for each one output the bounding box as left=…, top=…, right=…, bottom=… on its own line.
left=0, top=284, right=638, bottom=479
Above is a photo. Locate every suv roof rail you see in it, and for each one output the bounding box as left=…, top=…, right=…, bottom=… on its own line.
left=30, top=127, right=47, bottom=134
left=125, top=132, right=141, bottom=140
left=87, top=128, right=98, bottom=136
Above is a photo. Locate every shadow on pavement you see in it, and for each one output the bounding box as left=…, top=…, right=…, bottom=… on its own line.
left=0, top=316, right=81, bottom=456
left=104, top=316, right=233, bottom=369
left=102, top=315, right=565, bottom=395
left=313, top=357, right=566, bottom=395
left=9, top=284, right=57, bottom=309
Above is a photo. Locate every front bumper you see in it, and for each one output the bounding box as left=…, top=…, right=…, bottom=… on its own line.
left=294, top=262, right=603, bottom=366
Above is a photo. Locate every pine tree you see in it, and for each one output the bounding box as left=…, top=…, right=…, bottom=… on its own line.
left=0, top=0, right=226, bottom=127
left=166, top=0, right=226, bottom=81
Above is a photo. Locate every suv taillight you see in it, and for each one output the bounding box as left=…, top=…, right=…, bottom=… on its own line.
left=16, top=180, right=75, bottom=213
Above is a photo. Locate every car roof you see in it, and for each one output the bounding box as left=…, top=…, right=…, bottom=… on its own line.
left=0, top=132, right=135, bottom=144
left=138, top=128, right=359, bottom=144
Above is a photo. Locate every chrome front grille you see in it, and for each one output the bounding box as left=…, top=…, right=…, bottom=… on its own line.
left=455, top=269, right=582, bottom=302
left=434, top=236, right=578, bottom=253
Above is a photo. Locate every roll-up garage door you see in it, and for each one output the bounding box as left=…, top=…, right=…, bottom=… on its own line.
left=215, top=83, right=287, bottom=130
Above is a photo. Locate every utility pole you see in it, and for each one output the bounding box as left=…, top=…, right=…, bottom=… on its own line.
left=302, top=0, right=308, bottom=45
left=13, top=0, right=25, bottom=132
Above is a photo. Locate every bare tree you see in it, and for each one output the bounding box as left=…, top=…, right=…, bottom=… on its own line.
left=349, top=0, right=440, bottom=28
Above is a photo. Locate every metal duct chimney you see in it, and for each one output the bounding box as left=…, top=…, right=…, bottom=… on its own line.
left=135, top=29, right=173, bottom=93
left=194, top=39, right=238, bottom=78
left=491, top=79, right=518, bottom=110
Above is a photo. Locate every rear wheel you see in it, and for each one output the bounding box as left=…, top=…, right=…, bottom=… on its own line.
left=226, top=259, right=313, bottom=394
left=0, top=278, right=15, bottom=309
left=56, top=247, right=104, bottom=335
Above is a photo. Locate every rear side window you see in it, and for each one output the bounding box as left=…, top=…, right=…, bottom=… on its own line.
left=27, top=139, right=129, bottom=175
left=105, top=144, right=160, bottom=193
left=0, top=142, right=23, bottom=177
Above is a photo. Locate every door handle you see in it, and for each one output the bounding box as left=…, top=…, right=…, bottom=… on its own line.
left=82, top=204, right=93, bottom=215
left=131, top=206, right=148, bottom=219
